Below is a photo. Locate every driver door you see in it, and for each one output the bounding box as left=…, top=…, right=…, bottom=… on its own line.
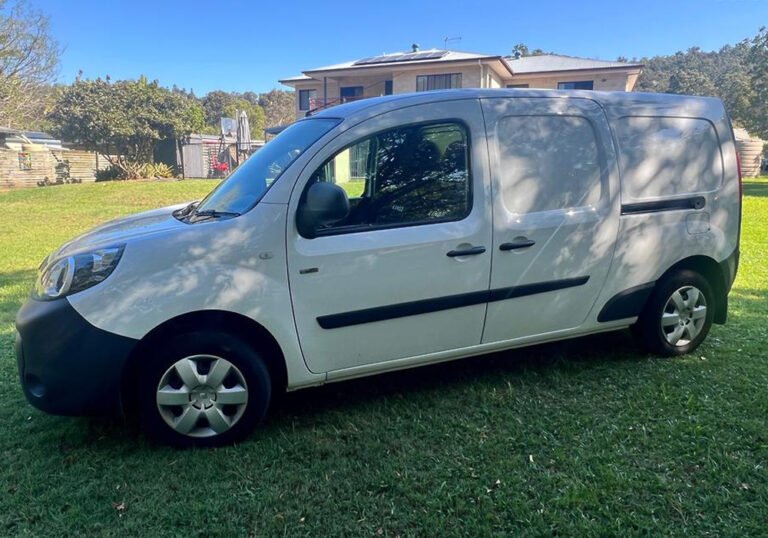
left=286, top=100, right=493, bottom=374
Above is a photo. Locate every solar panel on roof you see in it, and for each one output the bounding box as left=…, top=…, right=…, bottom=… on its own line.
left=353, top=51, right=448, bottom=66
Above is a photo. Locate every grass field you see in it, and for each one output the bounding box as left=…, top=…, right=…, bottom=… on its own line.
left=0, top=178, right=766, bottom=536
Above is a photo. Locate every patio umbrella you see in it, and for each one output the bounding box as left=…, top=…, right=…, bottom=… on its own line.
left=236, top=110, right=251, bottom=156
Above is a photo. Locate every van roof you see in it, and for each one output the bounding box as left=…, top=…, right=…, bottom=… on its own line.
left=307, top=88, right=725, bottom=124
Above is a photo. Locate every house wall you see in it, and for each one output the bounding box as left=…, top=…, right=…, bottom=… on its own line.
left=288, top=65, right=641, bottom=120
left=291, top=64, right=489, bottom=119
left=503, top=70, right=638, bottom=91
left=392, top=63, right=484, bottom=94
left=488, top=69, right=503, bottom=88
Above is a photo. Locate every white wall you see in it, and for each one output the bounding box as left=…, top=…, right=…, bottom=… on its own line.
left=392, top=64, right=483, bottom=93
left=503, top=70, right=639, bottom=91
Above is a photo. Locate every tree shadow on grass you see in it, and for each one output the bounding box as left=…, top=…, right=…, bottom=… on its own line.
left=743, top=181, right=768, bottom=198
left=271, top=288, right=766, bottom=427
left=0, top=269, right=36, bottom=329
left=272, top=328, right=646, bottom=424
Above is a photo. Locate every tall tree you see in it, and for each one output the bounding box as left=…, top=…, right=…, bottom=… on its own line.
left=259, top=89, right=294, bottom=128
left=49, top=76, right=205, bottom=177
left=746, top=27, right=768, bottom=139
left=634, top=41, right=760, bottom=132
left=0, top=0, right=60, bottom=129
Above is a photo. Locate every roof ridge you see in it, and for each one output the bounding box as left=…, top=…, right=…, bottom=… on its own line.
left=506, top=52, right=635, bottom=64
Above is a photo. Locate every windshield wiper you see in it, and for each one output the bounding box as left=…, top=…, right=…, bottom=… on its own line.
left=190, top=209, right=241, bottom=222
left=173, top=200, right=199, bottom=219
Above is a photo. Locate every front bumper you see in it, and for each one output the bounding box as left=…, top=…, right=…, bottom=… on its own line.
left=15, top=297, right=138, bottom=416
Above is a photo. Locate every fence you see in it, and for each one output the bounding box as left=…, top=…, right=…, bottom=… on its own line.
left=0, top=148, right=106, bottom=189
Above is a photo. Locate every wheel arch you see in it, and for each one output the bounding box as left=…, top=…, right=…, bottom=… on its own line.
left=659, top=255, right=728, bottom=324
left=598, top=254, right=729, bottom=325
left=120, top=310, right=288, bottom=414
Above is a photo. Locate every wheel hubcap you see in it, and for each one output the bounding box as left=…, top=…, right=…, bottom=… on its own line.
left=660, top=286, right=707, bottom=347
left=156, top=355, right=248, bottom=438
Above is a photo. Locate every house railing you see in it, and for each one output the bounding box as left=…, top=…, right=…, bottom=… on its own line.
left=307, top=95, right=368, bottom=115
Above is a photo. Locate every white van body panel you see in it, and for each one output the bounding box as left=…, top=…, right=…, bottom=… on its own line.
left=592, top=93, right=739, bottom=322
left=58, top=89, right=739, bottom=391
left=66, top=203, right=325, bottom=389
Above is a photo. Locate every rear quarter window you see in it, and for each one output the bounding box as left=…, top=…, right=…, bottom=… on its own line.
left=614, top=116, right=723, bottom=201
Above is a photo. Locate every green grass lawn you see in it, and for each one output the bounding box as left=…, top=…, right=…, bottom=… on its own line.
left=0, top=179, right=766, bottom=536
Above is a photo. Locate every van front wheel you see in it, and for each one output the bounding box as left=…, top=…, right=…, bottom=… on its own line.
left=137, top=331, right=271, bottom=448
left=634, top=270, right=714, bottom=357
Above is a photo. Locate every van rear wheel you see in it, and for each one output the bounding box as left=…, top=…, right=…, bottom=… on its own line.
left=137, top=331, right=271, bottom=448
left=634, top=270, right=714, bottom=357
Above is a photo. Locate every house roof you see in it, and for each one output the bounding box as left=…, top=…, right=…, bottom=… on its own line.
left=306, top=49, right=497, bottom=73
left=280, top=50, right=644, bottom=86
left=505, top=54, right=643, bottom=74
left=279, top=48, right=509, bottom=83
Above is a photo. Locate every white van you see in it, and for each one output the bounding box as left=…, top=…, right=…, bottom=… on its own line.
left=15, top=89, right=741, bottom=447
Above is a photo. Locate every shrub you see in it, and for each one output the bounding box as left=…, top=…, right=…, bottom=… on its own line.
left=141, top=162, right=175, bottom=178
left=95, top=165, right=123, bottom=182
left=95, top=162, right=176, bottom=181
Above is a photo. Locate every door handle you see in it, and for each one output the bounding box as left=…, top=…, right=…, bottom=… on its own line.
left=446, top=246, right=486, bottom=257
left=499, top=239, right=536, bottom=251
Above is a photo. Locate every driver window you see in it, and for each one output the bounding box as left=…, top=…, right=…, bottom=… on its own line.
left=306, top=121, right=472, bottom=232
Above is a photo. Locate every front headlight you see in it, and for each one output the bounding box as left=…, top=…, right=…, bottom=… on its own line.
left=33, top=245, right=124, bottom=300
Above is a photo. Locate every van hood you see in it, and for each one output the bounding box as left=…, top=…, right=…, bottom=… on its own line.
left=52, top=202, right=190, bottom=259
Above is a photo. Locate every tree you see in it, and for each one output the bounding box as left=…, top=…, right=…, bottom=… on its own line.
left=634, top=41, right=758, bottom=131
left=746, top=27, right=768, bottom=139
left=668, top=68, right=717, bottom=96
left=200, top=90, right=266, bottom=137
left=510, top=43, right=550, bottom=58
left=0, top=0, right=60, bottom=129
left=259, top=89, right=295, bottom=128
left=49, top=76, right=205, bottom=178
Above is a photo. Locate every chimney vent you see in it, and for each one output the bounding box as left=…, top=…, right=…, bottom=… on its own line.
left=412, top=43, right=420, bottom=53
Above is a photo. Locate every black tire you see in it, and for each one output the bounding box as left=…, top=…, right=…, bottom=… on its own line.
left=137, top=331, right=271, bottom=448
left=634, top=269, right=715, bottom=357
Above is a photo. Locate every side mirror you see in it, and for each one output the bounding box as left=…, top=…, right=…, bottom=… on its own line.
left=296, top=182, right=350, bottom=238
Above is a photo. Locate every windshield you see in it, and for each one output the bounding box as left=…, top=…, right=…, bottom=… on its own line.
left=194, top=118, right=339, bottom=216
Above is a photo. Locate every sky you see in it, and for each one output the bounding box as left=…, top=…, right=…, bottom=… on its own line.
left=35, top=0, right=768, bottom=96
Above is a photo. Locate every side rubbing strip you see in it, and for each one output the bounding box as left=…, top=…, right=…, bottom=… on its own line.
left=487, top=277, right=589, bottom=302
left=621, top=196, right=705, bottom=215
left=317, top=276, right=590, bottom=329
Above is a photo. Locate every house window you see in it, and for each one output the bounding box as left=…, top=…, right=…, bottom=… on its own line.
left=416, top=73, right=462, bottom=92
left=506, top=84, right=529, bottom=88
left=340, top=86, right=364, bottom=102
left=384, top=80, right=393, bottom=95
left=557, top=80, right=594, bottom=90
left=299, top=89, right=316, bottom=111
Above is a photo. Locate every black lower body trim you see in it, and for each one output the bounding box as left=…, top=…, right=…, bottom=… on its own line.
left=715, top=246, right=739, bottom=324
left=15, top=298, right=138, bottom=416
left=597, top=282, right=656, bottom=322
left=317, top=276, right=590, bottom=329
